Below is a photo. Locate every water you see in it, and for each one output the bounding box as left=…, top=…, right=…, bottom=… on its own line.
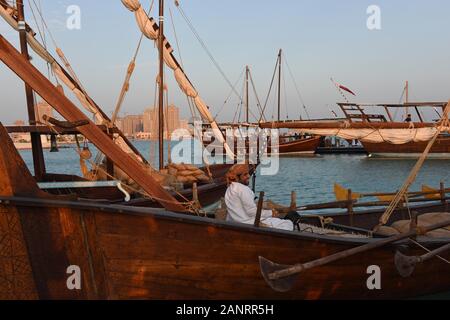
left=256, top=155, right=450, bottom=206
left=19, top=140, right=450, bottom=207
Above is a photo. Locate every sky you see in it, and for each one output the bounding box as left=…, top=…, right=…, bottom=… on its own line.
left=1, top=0, right=450, bottom=125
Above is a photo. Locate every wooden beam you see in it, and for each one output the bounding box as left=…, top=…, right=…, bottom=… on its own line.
left=0, top=35, right=186, bottom=212
left=6, top=125, right=120, bottom=135
left=17, top=0, right=46, bottom=181
left=259, top=120, right=440, bottom=130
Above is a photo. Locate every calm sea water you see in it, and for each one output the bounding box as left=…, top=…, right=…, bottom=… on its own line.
left=19, top=140, right=450, bottom=207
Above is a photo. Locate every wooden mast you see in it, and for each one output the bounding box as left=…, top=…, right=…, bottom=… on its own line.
left=16, top=0, right=46, bottom=181
left=245, top=65, right=249, bottom=123
left=277, top=49, right=282, bottom=122
left=405, top=81, right=409, bottom=104
left=405, top=80, right=409, bottom=118
left=158, top=0, right=165, bottom=170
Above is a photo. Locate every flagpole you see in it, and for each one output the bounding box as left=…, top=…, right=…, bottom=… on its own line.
left=330, top=77, right=350, bottom=104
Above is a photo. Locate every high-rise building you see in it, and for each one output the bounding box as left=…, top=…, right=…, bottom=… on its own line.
left=142, top=105, right=183, bottom=140
left=121, top=115, right=143, bottom=138
left=166, top=105, right=180, bottom=137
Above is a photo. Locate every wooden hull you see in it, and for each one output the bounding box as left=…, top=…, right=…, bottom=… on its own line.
left=1, top=197, right=449, bottom=300
left=363, top=135, right=450, bottom=158
left=1, top=125, right=449, bottom=300
left=204, top=136, right=321, bottom=157
left=40, top=165, right=231, bottom=208
left=269, top=136, right=321, bottom=155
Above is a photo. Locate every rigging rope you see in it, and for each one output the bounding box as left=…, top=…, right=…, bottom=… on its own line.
left=408, top=238, right=450, bottom=265
left=214, top=67, right=245, bottom=120
left=248, top=69, right=267, bottom=122
left=392, top=86, right=406, bottom=121
left=283, top=52, right=310, bottom=120
left=27, top=0, right=52, bottom=79
left=331, top=77, right=350, bottom=104
left=175, top=1, right=242, bottom=101
left=169, top=6, right=184, bottom=69
left=282, top=63, right=289, bottom=119
left=376, top=102, right=450, bottom=229
left=259, top=56, right=279, bottom=123
left=111, top=0, right=154, bottom=124
left=168, top=6, right=198, bottom=123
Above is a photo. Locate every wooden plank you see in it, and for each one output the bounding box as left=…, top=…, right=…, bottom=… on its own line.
left=0, top=205, right=38, bottom=299
left=5, top=125, right=120, bottom=135
left=260, top=120, right=440, bottom=129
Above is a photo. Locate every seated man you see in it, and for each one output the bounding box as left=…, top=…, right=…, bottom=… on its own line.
left=224, top=164, right=294, bottom=231
left=404, top=114, right=412, bottom=123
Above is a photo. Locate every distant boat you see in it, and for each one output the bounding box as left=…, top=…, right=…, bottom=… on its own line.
left=260, top=101, right=450, bottom=159
left=336, top=101, right=450, bottom=159
left=202, top=50, right=320, bottom=158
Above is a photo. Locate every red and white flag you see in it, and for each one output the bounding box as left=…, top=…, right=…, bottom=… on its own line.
left=338, top=84, right=356, bottom=96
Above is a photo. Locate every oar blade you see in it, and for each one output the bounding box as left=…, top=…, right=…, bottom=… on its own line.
left=259, top=256, right=297, bottom=293
left=394, top=251, right=417, bottom=278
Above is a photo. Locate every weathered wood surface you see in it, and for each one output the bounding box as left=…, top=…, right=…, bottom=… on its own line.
left=1, top=195, right=448, bottom=300
left=204, top=136, right=321, bottom=155
left=363, top=136, right=450, bottom=154
left=269, top=136, right=321, bottom=154
left=259, top=120, right=441, bottom=129
left=0, top=204, right=38, bottom=299
left=5, top=124, right=120, bottom=135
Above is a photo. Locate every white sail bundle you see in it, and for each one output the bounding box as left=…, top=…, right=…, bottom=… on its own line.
left=294, top=127, right=449, bottom=144
left=121, top=0, right=235, bottom=158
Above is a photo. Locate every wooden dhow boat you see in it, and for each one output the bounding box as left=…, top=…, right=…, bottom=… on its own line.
left=261, top=101, right=450, bottom=159
left=1, top=1, right=449, bottom=300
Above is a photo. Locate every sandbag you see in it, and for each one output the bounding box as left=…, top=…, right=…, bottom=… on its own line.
left=168, top=166, right=178, bottom=176
left=391, top=220, right=411, bottom=234
left=375, top=226, right=400, bottom=236
left=176, top=176, right=189, bottom=183
left=418, top=212, right=450, bottom=231
left=196, top=174, right=211, bottom=183
left=391, top=213, right=450, bottom=238
left=178, top=170, right=195, bottom=177
left=426, top=229, right=450, bottom=238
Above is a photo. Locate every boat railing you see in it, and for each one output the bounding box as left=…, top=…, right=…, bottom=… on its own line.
left=38, top=180, right=131, bottom=202
left=281, top=184, right=450, bottom=219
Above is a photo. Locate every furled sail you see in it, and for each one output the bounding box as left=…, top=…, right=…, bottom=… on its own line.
left=260, top=119, right=450, bottom=144
left=121, top=0, right=235, bottom=158
left=294, top=127, right=440, bottom=144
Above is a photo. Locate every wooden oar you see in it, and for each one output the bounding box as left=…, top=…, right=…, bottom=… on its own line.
left=394, top=243, right=450, bottom=278
left=259, top=219, right=450, bottom=292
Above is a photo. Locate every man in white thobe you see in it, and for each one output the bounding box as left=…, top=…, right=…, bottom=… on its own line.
left=224, top=165, right=294, bottom=231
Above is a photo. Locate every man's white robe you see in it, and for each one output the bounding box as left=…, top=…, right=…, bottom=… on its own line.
left=225, top=182, right=294, bottom=231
